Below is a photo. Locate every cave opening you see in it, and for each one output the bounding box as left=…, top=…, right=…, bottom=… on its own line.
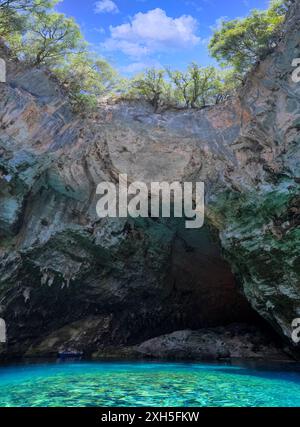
left=160, top=217, right=276, bottom=336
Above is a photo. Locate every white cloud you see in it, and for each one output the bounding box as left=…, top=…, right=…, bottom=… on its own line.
left=209, top=16, right=228, bottom=31
left=103, top=39, right=150, bottom=57
left=101, top=8, right=200, bottom=58
left=185, top=1, right=203, bottom=12
left=94, top=27, right=106, bottom=34
left=121, top=59, right=162, bottom=74
left=121, top=62, right=147, bottom=73
left=94, top=0, right=119, bottom=14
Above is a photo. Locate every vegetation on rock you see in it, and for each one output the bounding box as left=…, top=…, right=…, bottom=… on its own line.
left=209, top=0, right=289, bottom=74
left=0, top=0, right=289, bottom=111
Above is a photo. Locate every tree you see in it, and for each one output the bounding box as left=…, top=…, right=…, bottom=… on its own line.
left=167, top=69, right=191, bottom=108
left=53, top=52, right=119, bottom=111
left=130, top=69, right=172, bottom=111
left=0, top=7, right=24, bottom=36
left=168, top=64, right=225, bottom=108
left=0, top=1, right=120, bottom=112
left=184, top=64, right=221, bottom=108
left=189, top=64, right=220, bottom=108
left=15, top=11, right=83, bottom=66
left=0, top=0, right=56, bottom=37
left=131, top=64, right=237, bottom=110
left=0, top=1, right=121, bottom=112
left=0, top=0, right=56, bottom=11
left=209, top=0, right=287, bottom=75
left=213, top=69, right=242, bottom=104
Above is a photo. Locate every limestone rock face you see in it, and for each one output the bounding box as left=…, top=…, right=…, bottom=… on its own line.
left=0, top=57, right=256, bottom=356
left=133, top=324, right=289, bottom=361
left=0, top=3, right=299, bottom=358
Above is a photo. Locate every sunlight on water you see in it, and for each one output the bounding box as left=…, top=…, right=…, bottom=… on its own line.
left=0, top=361, right=300, bottom=407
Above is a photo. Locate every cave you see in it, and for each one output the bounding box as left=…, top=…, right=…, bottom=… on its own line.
left=166, top=220, right=260, bottom=329
left=1, top=0, right=299, bottom=359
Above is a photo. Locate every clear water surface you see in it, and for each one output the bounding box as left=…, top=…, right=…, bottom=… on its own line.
left=0, top=360, right=300, bottom=407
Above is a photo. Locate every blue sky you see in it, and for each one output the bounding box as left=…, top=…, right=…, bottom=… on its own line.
left=56, top=0, right=270, bottom=75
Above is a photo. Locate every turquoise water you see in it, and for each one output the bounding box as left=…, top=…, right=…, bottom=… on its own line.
left=0, top=361, right=300, bottom=407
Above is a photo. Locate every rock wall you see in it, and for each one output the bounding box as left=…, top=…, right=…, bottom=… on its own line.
left=0, top=2, right=299, bottom=358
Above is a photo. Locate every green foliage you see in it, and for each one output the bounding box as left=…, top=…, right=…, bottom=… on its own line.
left=129, top=69, right=173, bottom=111
left=127, top=0, right=289, bottom=110
left=166, top=68, right=190, bottom=107
left=209, top=0, right=287, bottom=74
left=13, top=11, right=83, bottom=66
left=129, top=64, right=241, bottom=110
left=0, top=0, right=57, bottom=37
left=189, top=64, right=219, bottom=107
left=0, top=0, right=119, bottom=113
left=214, top=69, right=243, bottom=103
left=53, top=52, right=119, bottom=111
left=0, top=7, right=25, bottom=37
left=0, top=0, right=289, bottom=113
left=168, top=64, right=220, bottom=108
left=0, top=0, right=56, bottom=9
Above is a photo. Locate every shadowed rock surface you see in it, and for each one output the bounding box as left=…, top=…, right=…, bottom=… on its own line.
left=132, top=324, right=289, bottom=361
left=0, top=2, right=299, bottom=359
